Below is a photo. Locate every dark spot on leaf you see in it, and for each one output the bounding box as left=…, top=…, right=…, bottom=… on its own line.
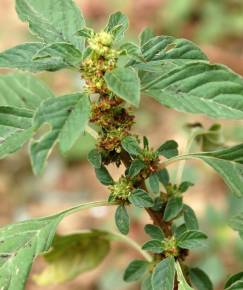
left=164, top=43, right=177, bottom=52
left=0, top=253, right=11, bottom=259
left=20, top=96, right=26, bottom=102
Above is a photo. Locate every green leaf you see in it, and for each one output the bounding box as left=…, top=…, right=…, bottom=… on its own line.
left=128, top=159, right=146, bottom=178
left=30, top=93, right=91, bottom=174
left=152, top=257, right=175, bottom=290
left=225, top=273, right=243, bottom=289
left=95, top=166, right=114, bottom=186
left=88, top=149, right=102, bottom=168
left=16, top=0, right=85, bottom=50
left=163, top=197, right=183, bottom=221
left=225, top=281, right=243, bottom=290
left=140, top=36, right=207, bottom=64
left=148, top=173, right=160, bottom=194
left=157, top=140, right=178, bottom=158
left=175, top=262, right=194, bottom=290
left=143, top=62, right=243, bottom=119
left=157, top=169, right=170, bottom=186
left=115, top=205, right=130, bottom=235
left=144, top=224, right=165, bottom=241
left=0, top=73, right=54, bottom=109
left=183, top=205, right=199, bottom=230
left=0, top=200, right=109, bottom=290
left=104, top=67, right=141, bottom=107
left=142, top=240, right=164, bottom=254
left=76, top=27, right=94, bottom=39
left=0, top=73, right=54, bottom=158
left=176, top=230, right=207, bottom=249
left=139, top=27, right=155, bottom=46
left=123, top=260, right=149, bottom=282
left=197, top=124, right=224, bottom=152
left=229, top=212, right=243, bottom=237
left=188, top=144, right=243, bottom=197
left=121, top=136, right=142, bottom=156
left=143, top=136, right=149, bottom=149
left=129, top=189, right=154, bottom=208
left=34, top=231, right=110, bottom=285
left=0, top=43, right=68, bottom=72
left=142, top=274, right=153, bottom=290
left=0, top=107, right=33, bottom=158
left=179, top=181, right=193, bottom=193
left=189, top=268, right=213, bottom=290
left=174, top=224, right=187, bottom=237
left=0, top=214, right=63, bottom=290
left=104, top=11, right=128, bottom=40
left=33, top=42, right=83, bottom=70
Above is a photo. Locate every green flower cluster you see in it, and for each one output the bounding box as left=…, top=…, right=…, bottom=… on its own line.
left=109, top=176, right=133, bottom=202
left=81, top=31, right=121, bottom=94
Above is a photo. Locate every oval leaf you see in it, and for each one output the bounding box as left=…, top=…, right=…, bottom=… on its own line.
left=104, top=67, right=141, bottom=107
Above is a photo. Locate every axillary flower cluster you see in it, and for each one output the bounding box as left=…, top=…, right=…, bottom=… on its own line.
left=81, top=31, right=135, bottom=162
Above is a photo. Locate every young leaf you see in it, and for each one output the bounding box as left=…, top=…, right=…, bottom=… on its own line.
left=163, top=197, right=183, bottom=222
left=129, top=189, right=154, bottom=208
left=139, top=27, right=155, bottom=46
left=104, top=67, right=141, bottom=107
left=177, top=230, right=208, bottom=249
left=34, top=231, right=110, bottom=285
left=95, top=166, right=114, bottom=185
left=0, top=107, right=33, bottom=159
left=189, top=267, right=213, bottom=290
left=15, top=0, right=86, bottom=50
left=0, top=73, right=54, bottom=109
left=179, top=181, right=193, bottom=193
left=157, top=140, right=179, bottom=158
left=197, top=124, right=224, bottom=151
left=87, top=149, right=102, bottom=168
left=175, top=261, right=194, bottom=290
left=128, top=159, right=146, bottom=178
left=33, top=42, right=83, bottom=70
left=30, top=93, right=91, bottom=174
left=225, top=272, right=243, bottom=289
left=0, top=43, right=67, bottom=72
left=76, top=27, right=94, bottom=39
left=143, top=136, right=149, bottom=149
left=121, top=136, right=142, bottom=156
left=104, top=11, right=128, bottom=40
left=144, top=224, right=165, bottom=241
left=148, top=173, right=160, bottom=194
left=183, top=205, right=199, bottom=230
left=123, top=260, right=149, bottom=282
left=157, top=168, right=170, bottom=186
left=143, top=62, right=243, bottom=119
left=152, top=257, right=175, bottom=290
left=142, top=240, right=164, bottom=254
left=115, top=205, right=130, bottom=235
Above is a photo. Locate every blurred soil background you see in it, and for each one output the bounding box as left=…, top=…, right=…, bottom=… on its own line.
left=1, top=0, right=243, bottom=289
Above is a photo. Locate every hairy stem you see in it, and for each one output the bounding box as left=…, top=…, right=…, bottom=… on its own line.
left=85, top=125, right=99, bottom=140
left=176, top=130, right=199, bottom=184
left=62, top=200, right=118, bottom=217
left=111, top=231, right=153, bottom=262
